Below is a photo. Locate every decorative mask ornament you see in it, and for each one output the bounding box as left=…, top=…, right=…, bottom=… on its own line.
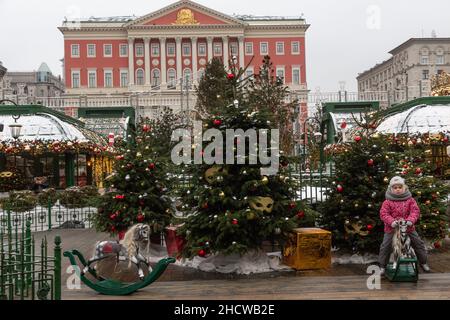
left=204, top=166, right=228, bottom=184
left=248, top=197, right=274, bottom=214
left=344, top=220, right=369, bottom=237
left=0, top=171, right=13, bottom=178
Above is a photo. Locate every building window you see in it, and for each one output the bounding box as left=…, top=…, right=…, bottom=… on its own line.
left=136, top=69, right=144, bottom=85
left=71, top=44, right=80, bottom=57
left=120, top=70, right=128, bottom=87
left=420, top=55, right=429, bottom=65
left=230, top=42, right=238, bottom=56
left=292, top=67, right=300, bottom=85
left=88, top=70, right=97, bottom=88
left=119, top=44, right=128, bottom=57
left=71, top=70, right=80, bottom=88
left=135, top=44, right=144, bottom=57
left=291, top=41, right=300, bottom=55
left=276, top=67, right=285, bottom=84
left=276, top=42, right=285, bottom=55
left=260, top=42, right=268, bottom=55
left=151, top=44, right=160, bottom=57
left=167, top=43, right=176, bottom=56
left=245, top=67, right=254, bottom=80
left=167, top=68, right=176, bottom=89
left=436, top=55, right=445, bottom=65
left=87, top=44, right=96, bottom=57
left=183, top=68, right=192, bottom=87
left=104, top=70, right=113, bottom=87
left=197, top=68, right=205, bottom=81
left=103, top=44, right=112, bottom=57
left=151, top=69, right=160, bottom=87
left=182, top=43, right=191, bottom=56
left=198, top=43, right=207, bottom=56
left=245, top=42, right=253, bottom=55
left=214, top=43, right=222, bottom=56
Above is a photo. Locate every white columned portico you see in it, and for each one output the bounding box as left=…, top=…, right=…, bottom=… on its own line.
left=128, top=38, right=135, bottom=86
left=160, top=37, right=167, bottom=89
left=238, top=36, right=245, bottom=68
left=207, top=36, right=213, bottom=62
left=222, top=36, right=229, bottom=70
left=144, top=37, right=151, bottom=86
left=176, top=37, right=182, bottom=85
left=191, top=37, right=198, bottom=84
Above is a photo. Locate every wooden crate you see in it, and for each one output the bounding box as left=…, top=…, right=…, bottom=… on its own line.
left=283, top=228, right=331, bottom=270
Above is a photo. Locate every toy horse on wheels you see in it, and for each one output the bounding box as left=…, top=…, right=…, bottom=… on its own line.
left=64, top=223, right=175, bottom=295
left=386, top=219, right=419, bottom=282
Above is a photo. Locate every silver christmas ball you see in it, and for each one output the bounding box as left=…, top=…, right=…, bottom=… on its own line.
left=274, top=227, right=281, bottom=234
left=125, top=174, right=131, bottom=181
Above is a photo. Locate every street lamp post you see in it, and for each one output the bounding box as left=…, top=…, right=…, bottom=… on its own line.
left=0, top=99, right=22, bottom=139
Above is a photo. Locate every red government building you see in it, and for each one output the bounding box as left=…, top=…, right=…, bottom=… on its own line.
left=59, top=0, right=309, bottom=126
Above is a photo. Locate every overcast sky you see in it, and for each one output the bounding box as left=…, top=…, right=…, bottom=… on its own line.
left=0, top=0, right=449, bottom=91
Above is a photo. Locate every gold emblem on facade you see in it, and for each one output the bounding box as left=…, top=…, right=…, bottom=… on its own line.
left=172, top=9, right=199, bottom=25
left=431, top=72, right=450, bottom=96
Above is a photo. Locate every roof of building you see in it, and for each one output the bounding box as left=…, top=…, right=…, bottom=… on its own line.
left=389, top=37, right=450, bottom=55
left=37, top=62, right=52, bottom=74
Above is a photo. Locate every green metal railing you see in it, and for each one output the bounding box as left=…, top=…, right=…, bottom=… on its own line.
left=0, top=217, right=61, bottom=300
left=0, top=199, right=96, bottom=234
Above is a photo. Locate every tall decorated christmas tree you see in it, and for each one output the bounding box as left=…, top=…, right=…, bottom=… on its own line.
left=388, top=133, right=449, bottom=248
left=94, top=118, right=174, bottom=237
left=178, top=56, right=314, bottom=258
left=319, top=115, right=394, bottom=253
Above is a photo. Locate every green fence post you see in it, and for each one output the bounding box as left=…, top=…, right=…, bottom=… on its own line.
left=54, top=236, right=61, bottom=300
left=47, top=199, right=52, bottom=231
left=25, top=222, right=32, bottom=286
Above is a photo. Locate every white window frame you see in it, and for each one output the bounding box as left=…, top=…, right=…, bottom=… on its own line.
left=245, top=42, right=253, bottom=55
left=198, top=43, right=207, bottom=56
left=71, top=69, right=80, bottom=88
left=436, top=55, right=445, bottom=65
left=167, top=43, right=176, bottom=57
left=213, top=43, right=222, bottom=56
left=103, top=44, right=113, bottom=57
left=167, top=68, right=177, bottom=88
left=151, top=68, right=161, bottom=87
left=420, top=55, right=429, bottom=65
left=135, top=43, right=144, bottom=57
left=292, top=66, right=301, bottom=85
left=197, top=67, right=206, bottom=81
left=182, top=43, right=191, bottom=57
left=245, top=66, right=254, bottom=79
left=422, top=69, right=429, bottom=80
left=276, top=42, right=285, bottom=55
left=276, top=66, right=285, bottom=84
left=120, top=69, right=128, bottom=87
left=71, top=44, right=80, bottom=58
left=151, top=43, right=160, bottom=57
left=135, top=68, right=144, bottom=86
left=87, top=44, right=96, bottom=58
left=119, top=44, right=128, bottom=57
left=291, top=41, right=300, bottom=55
left=104, top=69, right=113, bottom=88
left=230, top=42, right=238, bottom=56
left=87, top=69, right=97, bottom=88
left=260, top=42, right=269, bottom=55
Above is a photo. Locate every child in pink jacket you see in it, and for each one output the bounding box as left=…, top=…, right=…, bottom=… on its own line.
left=378, top=176, right=430, bottom=275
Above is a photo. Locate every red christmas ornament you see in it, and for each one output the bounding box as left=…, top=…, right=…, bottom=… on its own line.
left=137, top=214, right=145, bottom=222
left=148, top=163, right=156, bottom=170
left=142, top=124, right=151, bottom=132
left=337, top=185, right=344, bottom=193
left=116, top=155, right=124, bottom=160
left=367, top=159, right=374, bottom=166
left=115, top=195, right=125, bottom=200
left=109, top=214, right=117, bottom=220
left=198, top=249, right=206, bottom=257
left=213, top=119, right=222, bottom=126
left=415, top=168, right=422, bottom=175
left=202, top=202, right=209, bottom=209
left=111, top=226, right=116, bottom=232
left=367, top=224, right=374, bottom=231
left=403, top=164, right=409, bottom=169
left=354, top=136, right=362, bottom=142
left=443, top=137, right=449, bottom=142
left=297, top=211, right=305, bottom=219
left=232, top=218, right=238, bottom=225
left=434, top=241, right=442, bottom=249
left=118, top=230, right=126, bottom=240
left=340, top=121, right=347, bottom=129
left=289, top=203, right=296, bottom=210
left=226, top=73, right=235, bottom=80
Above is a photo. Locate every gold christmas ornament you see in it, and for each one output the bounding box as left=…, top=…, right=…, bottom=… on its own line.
left=248, top=197, right=274, bottom=213
left=261, top=176, right=269, bottom=185
left=219, top=191, right=225, bottom=198
left=344, top=221, right=369, bottom=236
